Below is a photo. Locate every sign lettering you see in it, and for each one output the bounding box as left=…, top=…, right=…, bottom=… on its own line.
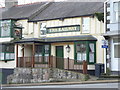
left=47, top=25, right=80, bottom=33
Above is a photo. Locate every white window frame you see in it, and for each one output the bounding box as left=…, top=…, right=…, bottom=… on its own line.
left=113, top=2, right=120, bottom=22
left=113, top=37, right=120, bottom=59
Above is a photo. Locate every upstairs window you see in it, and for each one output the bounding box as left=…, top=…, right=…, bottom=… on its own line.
left=82, top=17, right=90, bottom=33
left=113, top=2, right=120, bottom=22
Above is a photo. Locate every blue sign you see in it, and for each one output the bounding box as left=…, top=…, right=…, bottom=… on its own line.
left=102, top=45, right=108, bottom=48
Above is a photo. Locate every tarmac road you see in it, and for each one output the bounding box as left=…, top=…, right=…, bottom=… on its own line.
left=3, top=83, right=119, bottom=88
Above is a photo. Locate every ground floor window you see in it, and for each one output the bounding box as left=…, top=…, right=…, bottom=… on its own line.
left=0, top=44, right=14, bottom=61
left=114, top=44, right=120, bottom=58
left=35, top=44, right=50, bottom=63
left=113, top=37, right=120, bottom=58
left=74, top=41, right=96, bottom=64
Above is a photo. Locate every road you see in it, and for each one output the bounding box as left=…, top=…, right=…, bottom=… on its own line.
left=3, top=83, right=119, bottom=88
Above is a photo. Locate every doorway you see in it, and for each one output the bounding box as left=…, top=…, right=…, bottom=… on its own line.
left=56, top=46, right=64, bottom=69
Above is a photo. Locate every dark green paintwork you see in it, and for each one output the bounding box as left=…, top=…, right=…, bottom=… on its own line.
left=56, top=46, right=64, bottom=69
left=74, top=41, right=96, bottom=65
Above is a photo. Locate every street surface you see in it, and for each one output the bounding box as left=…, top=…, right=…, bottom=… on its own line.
left=3, top=83, right=119, bottom=88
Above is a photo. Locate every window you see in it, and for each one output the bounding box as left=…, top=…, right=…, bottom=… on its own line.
left=35, top=45, right=43, bottom=56
left=89, top=43, right=95, bottom=63
left=113, top=2, right=120, bottom=22
left=35, top=44, right=50, bottom=63
left=107, top=12, right=110, bottom=16
left=107, top=28, right=110, bottom=31
left=0, top=44, right=14, bottom=61
left=45, top=45, right=49, bottom=55
left=40, top=23, right=46, bottom=36
left=76, top=43, right=86, bottom=62
left=107, top=3, right=110, bottom=8
left=82, top=17, right=90, bottom=33
left=75, top=41, right=96, bottom=64
left=113, top=37, right=120, bottom=58
left=114, top=44, right=120, bottom=58
left=106, top=20, right=110, bottom=24
left=113, top=37, right=120, bottom=43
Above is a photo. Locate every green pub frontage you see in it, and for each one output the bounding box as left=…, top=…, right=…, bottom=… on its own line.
left=15, top=25, right=97, bottom=75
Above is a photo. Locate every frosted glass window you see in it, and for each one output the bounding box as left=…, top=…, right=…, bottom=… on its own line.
left=89, top=43, right=95, bottom=63
left=6, top=53, right=10, bottom=59
left=76, top=43, right=86, bottom=62
left=45, top=45, right=49, bottom=54
left=0, top=53, right=4, bottom=60
left=10, top=53, right=15, bottom=59
left=82, top=17, right=90, bottom=33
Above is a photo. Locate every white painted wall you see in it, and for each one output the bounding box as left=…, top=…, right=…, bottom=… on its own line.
left=51, top=43, right=74, bottom=59
left=105, top=0, right=120, bottom=72
left=0, top=38, right=14, bottom=43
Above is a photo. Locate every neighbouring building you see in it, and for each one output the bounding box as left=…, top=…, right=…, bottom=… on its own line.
left=0, top=1, right=105, bottom=83
left=104, top=0, right=120, bottom=75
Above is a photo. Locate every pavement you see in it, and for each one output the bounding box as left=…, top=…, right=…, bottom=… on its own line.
left=1, top=79, right=119, bottom=87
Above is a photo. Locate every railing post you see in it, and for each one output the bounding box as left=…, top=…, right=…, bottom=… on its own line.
left=16, top=44, right=18, bottom=67
left=68, top=57, right=69, bottom=70
left=32, top=43, right=35, bottom=68
left=49, top=56, right=51, bottom=68
left=22, top=44, right=25, bottom=67
left=83, top=60, right=87, bottom=74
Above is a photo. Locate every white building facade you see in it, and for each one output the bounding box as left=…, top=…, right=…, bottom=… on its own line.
left=104, top=0, right=120, bottom=75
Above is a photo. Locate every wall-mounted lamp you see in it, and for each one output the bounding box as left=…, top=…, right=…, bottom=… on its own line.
left=66, top=45, right=71, bottom=70
left=66, top=45, right=71, bottom=53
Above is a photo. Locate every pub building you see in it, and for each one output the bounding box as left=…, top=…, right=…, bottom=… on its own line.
left=0, top=1, right=105, bottom=83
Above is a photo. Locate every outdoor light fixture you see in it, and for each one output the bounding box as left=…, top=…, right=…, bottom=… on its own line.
left=66, top=45, right=71, bottom=53
left=66, top=45, right=71, bottom=70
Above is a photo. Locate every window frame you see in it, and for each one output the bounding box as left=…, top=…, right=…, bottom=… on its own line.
left=74, top=41, right=96, bottom=64
left=113, top=2, right=120, bottom=22
left=35, top=44, right=51, bottom=64
left=113, top=37, right=120, bottom=59
left=0, top=44, right=15, bottom=61
left=82, top=17, right=90, bottom=33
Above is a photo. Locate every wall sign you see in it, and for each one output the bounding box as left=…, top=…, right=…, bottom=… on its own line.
left=46, top=25, right=80, bottom=33
left=0, top=20, right=11, bottom=37
left=101, top=40, right=108, bottom=48
left=14, top=21, right=23, bottom=39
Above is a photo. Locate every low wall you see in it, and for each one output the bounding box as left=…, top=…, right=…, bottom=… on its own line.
left=7, top=68, right=88, bottom=84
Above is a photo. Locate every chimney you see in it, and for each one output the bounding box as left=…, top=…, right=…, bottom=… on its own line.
left=5, top=0, right=18, bottom=8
